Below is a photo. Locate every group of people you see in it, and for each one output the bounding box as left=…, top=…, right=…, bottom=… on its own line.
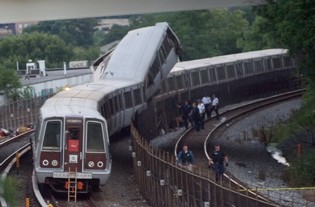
left=177, top=144, right=228, bottom=182
left=176, top=94, right=220, bottom=131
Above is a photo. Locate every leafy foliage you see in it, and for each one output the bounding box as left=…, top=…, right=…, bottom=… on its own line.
left=286, top=148, right=315, bottom=186
left=255, top=0, right=315, bottom=80
left=0, top=32, right=73, bottom=69
left=24, top=18, right=98, bottom=47
left=0, top=67, right=20, bottom=91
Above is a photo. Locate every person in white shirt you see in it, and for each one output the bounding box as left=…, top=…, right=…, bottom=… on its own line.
left=201, top=96, right=211, bottom=118
left=197, top=100, right=205, bottom=129
left=209, top=94, right=219, bottom=120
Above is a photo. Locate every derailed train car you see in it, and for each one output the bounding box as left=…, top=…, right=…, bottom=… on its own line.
left=33, top=22, right=182, bottom=193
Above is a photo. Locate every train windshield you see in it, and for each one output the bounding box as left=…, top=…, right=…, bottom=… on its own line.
left=86, top=121, right=105, bottom=153
left=42, top=120, right=62, bottom=151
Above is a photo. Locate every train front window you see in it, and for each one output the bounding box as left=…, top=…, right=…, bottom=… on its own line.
left=86, top=121, right=105, bottom=153
left=42, top=120, right=61, bottom=151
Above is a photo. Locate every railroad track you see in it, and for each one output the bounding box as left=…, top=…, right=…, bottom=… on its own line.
left=0, top=130, right=39, bottom=207
left=173, top=89, right=304, bottom=205
left=0, top=130, right=34, bottom=171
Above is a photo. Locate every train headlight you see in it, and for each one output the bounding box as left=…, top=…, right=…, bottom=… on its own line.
left=97, top=161, right=104, bottom=168
left=42, top=160, right=49, bottom=166
left=52, top=160, right=58, bottom=166
left=88, top=161, right=94, bottom=168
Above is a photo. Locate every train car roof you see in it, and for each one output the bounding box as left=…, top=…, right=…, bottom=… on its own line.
left=40, top=78, right=140, bottom=117
left=39, top=104, right=105, bottom=120
left=104, top=22, right=172, bottom=81
left=171, top=49, right=288, bottom=74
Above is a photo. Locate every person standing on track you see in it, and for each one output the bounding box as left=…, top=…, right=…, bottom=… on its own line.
left=190, top=102, right=201, bottom=131
left=208, top=94, right=220, bottom=120
left=177, top=100, right=192, bottom=130
left=201, top=95, right=211, bottom=118
left=208, top=143, right=228, bottom=182
left=197, top=99, right=206, bottom=130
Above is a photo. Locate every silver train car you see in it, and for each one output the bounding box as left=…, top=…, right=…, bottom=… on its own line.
left=33, top=22, right=181, bottom=193
left=161, top=48, right=295, bottom=94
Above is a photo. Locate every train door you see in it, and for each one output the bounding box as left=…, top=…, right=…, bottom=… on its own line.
left=64, top=118, right=83, bottom=173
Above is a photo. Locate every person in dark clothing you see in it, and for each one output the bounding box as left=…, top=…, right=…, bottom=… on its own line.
left=177, top=101, right=192, bottom=129
left=190, top=102, right=200, bottom=131
left=177, top=145, right=196, bottom=166
left=209, top=144, right=228, bottom=182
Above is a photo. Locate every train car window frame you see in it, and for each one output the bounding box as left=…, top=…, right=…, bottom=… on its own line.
left=118, top=93, right=123, bottom=112
left=244, top=61, right=254, bottom=75
left=216, top=65, right=226, bottom=81
left=264, top=58, right=272, bottom=71
left=200, top=68, right=209, bottom=85
left=236, top=62, right=244, bottom=78
left=41, top=119, right=62, bottom=152
left=191, top=70, right=200, bottom=87
left=86, top=120, right=106, bottom=153
left=133, top=88, right=142, bottom=106
left=175, top=74, right=183, bottom=90
left=254, top=59, right=264, bottom=73
left=109, top=97, right=115, bottom=115
left=272, top=56, right=282, bottom=69
left=124, top=90, right=133, bottom=108
left=209, top=66, right=217, bottom=82
left=226, top=64, right=236, bottom=79
left=104, top=98, right=111, bottom=119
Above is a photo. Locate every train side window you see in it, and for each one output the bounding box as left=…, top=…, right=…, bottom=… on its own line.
left=264, top=58, right=272, bottom=71
left=163, top=37, right=172, bottom=54
left=109, top=98, right=115, bottom=114
left=191, top=71, right=200, bottom=87
left=244, top=62, right=254, bottom=74
left=176, top=75, right=183, bottom=89
left=42, top=120, right=61, bottom=151
left=272, top=57, right=282, bottom=69
left=254, top=60, right=264, bottom=73
left=133, top=88, right=142, bottom=106
left=201, top=70, right=209, bottom=84
left=117, top=95, right=123, bottom=112
left=236, top=62, right=243, bottom=77
left=105, top=101, right=111, bottom=118
left=209, top=67, right=217, bottom=82
left=226, top=65, right=235, bottom=79
left=86, top=121, right=105, bottom=153
left=216, top=66, right=226, bottom=80
left=124, top=91, right=133, bottom=108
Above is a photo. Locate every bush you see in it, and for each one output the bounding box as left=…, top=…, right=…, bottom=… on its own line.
left=286, top=148, right=315, bottom=187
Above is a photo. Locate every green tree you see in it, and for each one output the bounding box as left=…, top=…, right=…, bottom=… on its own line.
left=101, top=24, right=130, bottom=45
left=255, top=0, right=315, bottom=80
left=0, top=68, right=20, bottom=91
left=0, top=32, right=73, bottom=69
left=24, top=18, right=98, bottom=47
left=0, top=67, right=21, bottom=101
